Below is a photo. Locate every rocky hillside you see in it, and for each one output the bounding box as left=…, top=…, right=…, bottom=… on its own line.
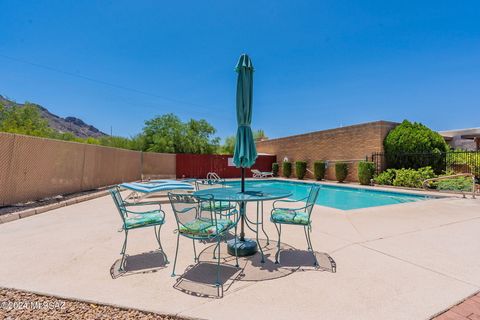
left=0, top=95, right=107, bottom=138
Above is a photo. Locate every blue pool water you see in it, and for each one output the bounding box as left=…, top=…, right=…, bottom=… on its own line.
left=223, top=180, right=436, bottom=210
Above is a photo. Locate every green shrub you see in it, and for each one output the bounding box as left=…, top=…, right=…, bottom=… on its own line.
left=313, top=161, right=326, bottom=181
left=272, top=163, right=279, bottom=177
left=335, top=162, right=348, bottom=182
left=374, top=169, right=396, bottom=185
left=282, top=161, right=292, bottom=178
left=384, top=120, right=449, bottom=173
left=392, top=166, right=435, bottom=188
left=358, top=161, right=375, bottom=185
left=437, top=176, right=473, bottom=192
left=295, top=161, right=307, bottom=180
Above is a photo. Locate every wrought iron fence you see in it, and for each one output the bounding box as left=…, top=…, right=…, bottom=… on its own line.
left=370, top=151, right=480, bottom=178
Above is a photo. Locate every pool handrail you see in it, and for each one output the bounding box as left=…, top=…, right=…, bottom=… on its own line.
left=422, top=173, right=476, bottom=199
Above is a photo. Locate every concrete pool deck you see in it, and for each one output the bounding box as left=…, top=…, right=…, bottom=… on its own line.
left=0, top=191, right=479, bottom=319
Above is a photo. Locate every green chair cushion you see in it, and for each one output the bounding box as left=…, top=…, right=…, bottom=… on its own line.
left=179, top=218, right=233, bottom=237
left=271, top=209, right=310, bottom=225
left=125, top=211, right=165, bottom=229
left=201, top=201, right=236, bottom=211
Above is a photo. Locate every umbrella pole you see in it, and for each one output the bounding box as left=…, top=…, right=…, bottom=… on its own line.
left=240, top=168, right=245, bottom=241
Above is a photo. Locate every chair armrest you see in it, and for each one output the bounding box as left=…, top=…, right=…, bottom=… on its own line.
left=272, top=197, right=307, bottom=209
left=124, top=201, right=162, bottom=207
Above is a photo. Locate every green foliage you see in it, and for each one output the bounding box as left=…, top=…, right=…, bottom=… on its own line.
left=0, top=103, right=53, bottom=137
left=272, top=163, right=279, bottom=177
left=436, top=176, right=473, bottom=192
left=219, top=136, right=236, bottom=154
left=358, top=161, right=375, bottom=185
left=253, top=129, right=268, bottom=141
left=142, top=113, right=219, bottom=154
left=384, top=120, right=449, bottom=172
left=282, top=161, right=292, bottom=178
left=313, top=161, right=326, bottom=181
left=392, top=166, right=436, bottom=188
left=374, top=169, right=396, bottom=185
left=446, top=150, right=480, bottom=178
left=335, top=162, right=348, bottom=182
left=295, top=161, right=307, bottom=180
left=220, top=129, right=267, bottom=154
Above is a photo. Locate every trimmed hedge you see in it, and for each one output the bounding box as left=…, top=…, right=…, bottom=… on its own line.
left=313, top=161, right=326, bottom=181
left=358, top=161, right=375, bottom=185
left=335, top=162, right=348, bottom=182
left=272, top=163, right=279, bottom=177
left=295, top=161, right=307, bottom=180
left=282, top=162, right=292, bottom=178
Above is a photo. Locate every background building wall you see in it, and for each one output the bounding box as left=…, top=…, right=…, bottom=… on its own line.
left=256, top=121, right=398, bottom=181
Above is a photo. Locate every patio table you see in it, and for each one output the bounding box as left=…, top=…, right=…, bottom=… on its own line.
left=193, top=186, right=292, bottom=262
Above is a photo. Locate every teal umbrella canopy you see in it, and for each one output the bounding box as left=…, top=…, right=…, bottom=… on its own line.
left=233, top=54, right=258, bottom=168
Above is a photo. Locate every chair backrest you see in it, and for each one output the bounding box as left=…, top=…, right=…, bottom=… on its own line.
left=251, top=169, right=261, bottom=174
left=109, top=186, right=127, bottom=224
left=168, top=193, right=215, bottom=231
left=195, top=178, right=225, bottom=191
left=305, top=185, right=321, bottom=218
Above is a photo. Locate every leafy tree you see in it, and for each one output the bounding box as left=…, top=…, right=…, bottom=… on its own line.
left=384, top=120, right=449, bottom=172
left=0, top=103, right=53, bottom=137
left=142, top=113, right=219, bottom=153
left=220, top=129, right=267, bottom=154
left=219, top=136, right=236, bottom=154
left=254, top=129, right=268, bottom=141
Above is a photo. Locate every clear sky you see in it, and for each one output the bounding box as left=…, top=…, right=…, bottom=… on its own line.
left=1, top=1, right=479, bottom=140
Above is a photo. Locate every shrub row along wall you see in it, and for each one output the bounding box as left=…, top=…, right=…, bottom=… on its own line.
left=256, top=121, right=398, bottom=182
left=0, top=133, right=175, bottom=206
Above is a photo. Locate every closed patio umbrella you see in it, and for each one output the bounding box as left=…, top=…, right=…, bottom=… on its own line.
left=233, top=53, right=257, bottom=189
left=230, top=53, right=258, bottom=254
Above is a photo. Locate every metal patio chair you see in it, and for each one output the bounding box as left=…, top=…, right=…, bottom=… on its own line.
left=110, top=186, right=168, bottom=272
left=270, top=184, right=321, bottom=266
left=168, top=193, right=239, bottom=287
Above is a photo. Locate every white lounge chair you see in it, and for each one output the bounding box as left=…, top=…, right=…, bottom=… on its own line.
left=120, top=181, right=194, bottom=202
left=251, top=169, right=274, bottom=178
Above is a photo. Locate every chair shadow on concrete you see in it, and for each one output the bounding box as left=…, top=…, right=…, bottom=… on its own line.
left=173, top=261, right=242, bottom=299
left=173, top=239, right=337, bottom=298
left=276, top=248, right=337, bottom=273
left=110, top=250, right=169, bottom=279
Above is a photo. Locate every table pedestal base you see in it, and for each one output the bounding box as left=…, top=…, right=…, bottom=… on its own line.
left=227, top=238, right=258, bottom=257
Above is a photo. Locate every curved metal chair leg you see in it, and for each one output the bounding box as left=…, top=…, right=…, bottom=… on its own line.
left=306, top=226, right=318, bottom=267
left=171, top=233, right=180, bottom=277
left=192, top=239, right=198, bottom=262
left=119, top=230, right=128, bottom=271
left=303, top=226, right=311, bottom=250
left=212, top=241, right=220, bottom=259
left=154, top=225, right=169, bottom=264
left=274, top=223, right=281, bottom=264
left=216, top=237, right=221, bottom=287
left=260, top=201, right=270, bottom=245
left=234, top=225, right=239, bottom=267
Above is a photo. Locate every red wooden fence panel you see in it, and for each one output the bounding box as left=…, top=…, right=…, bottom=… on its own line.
left=176, top=154, right=276, bottom=179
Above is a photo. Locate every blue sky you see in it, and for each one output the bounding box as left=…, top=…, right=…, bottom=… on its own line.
left=1, top=1, right=479, bottom=140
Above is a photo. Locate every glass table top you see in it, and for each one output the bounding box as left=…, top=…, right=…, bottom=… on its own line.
left=193, top=186, right=292, bottom=202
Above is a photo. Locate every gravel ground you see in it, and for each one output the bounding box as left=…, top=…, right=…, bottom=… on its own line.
left=0, top=288, right=184, bottom=320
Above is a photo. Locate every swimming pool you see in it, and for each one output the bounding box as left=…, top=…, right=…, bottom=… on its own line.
left=223, top=180, right=436, bottom=210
